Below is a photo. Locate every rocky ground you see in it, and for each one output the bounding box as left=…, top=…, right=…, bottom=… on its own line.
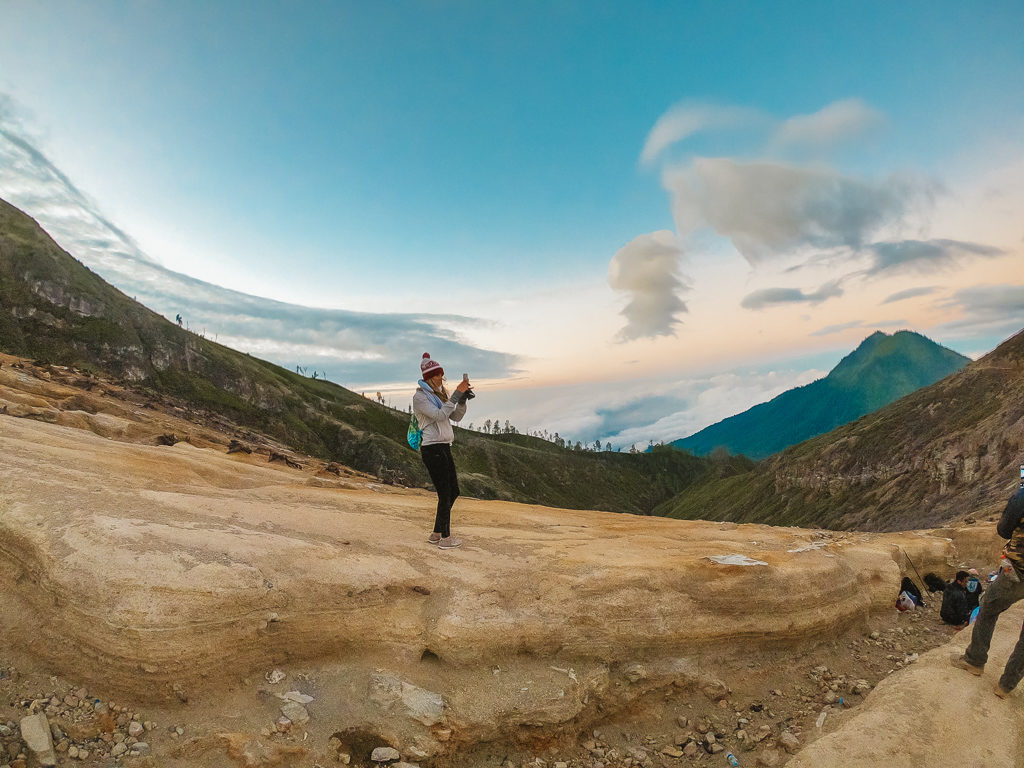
left=0, top=601, right=967, bottom=767
left=0, top=353, right=1010, bottom=767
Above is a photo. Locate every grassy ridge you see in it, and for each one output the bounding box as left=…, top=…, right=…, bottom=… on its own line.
left=0, top=198, right=751, bottom=515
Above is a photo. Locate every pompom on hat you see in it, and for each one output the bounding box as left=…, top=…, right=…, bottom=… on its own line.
left=420, top=353, right=444, bottom=380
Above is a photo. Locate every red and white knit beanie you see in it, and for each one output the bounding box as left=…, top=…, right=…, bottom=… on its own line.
left=420, top=353, right=444, bottom=380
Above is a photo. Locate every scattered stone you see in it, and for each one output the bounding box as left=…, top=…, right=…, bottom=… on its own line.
left=280, top=702, right=309, bottom=725
left=683, top=741, right=699, bottom=757
left=401, top=682, right=445, bottom=726
left=779, top=731, right=800, bottom=754
left=111, top=742, right=128, bottom=756
left=128, top=721, right=145, bottom=737
left=19, top=712, right=57, bottom=767
left=434, top=728, right=451, bottom=742
left=757, top=748, right=782, bottom=767
left=661, top=745, right=683, bottom=758
left=371, top=746, right=401, bottom=762
left=281, top=691, right=314, bottom=705
left=869, top=631, right=880, bottom=640
left=851, top=679, right=872, bottom=695
left=702, top=679, right=729, bottom=701
left=623, top=663, right=648, bottom=683
left=134, top=742, right=151, bottom=756
left=709, top=743, right=724, bottom=754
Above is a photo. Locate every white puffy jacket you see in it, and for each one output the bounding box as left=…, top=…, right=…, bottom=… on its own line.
left=412, top=380, right=467, bottom=446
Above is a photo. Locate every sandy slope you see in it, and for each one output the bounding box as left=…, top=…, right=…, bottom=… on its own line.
left=789, top=603, right=1024, bottom=768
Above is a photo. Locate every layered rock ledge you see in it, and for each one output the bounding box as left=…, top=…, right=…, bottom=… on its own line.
left=1, top=414, right=990, bottom=701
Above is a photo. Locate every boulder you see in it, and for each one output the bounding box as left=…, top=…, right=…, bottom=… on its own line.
left=19, top=712, right=57, bottom=767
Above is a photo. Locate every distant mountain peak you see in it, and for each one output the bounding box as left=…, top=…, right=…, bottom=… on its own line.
left=670, top=330, right=970, bottom=461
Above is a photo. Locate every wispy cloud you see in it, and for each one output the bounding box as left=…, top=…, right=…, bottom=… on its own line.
left=0, top=94, right=516, bottom=387
left=640, top=103, right=761, bottom=165
left=934, top=284, right=1024, bottom=339
left=882, top=285, right=937, bottom=304
left=865, top=239, right=1003, bottom=276
left=771, top=98, right=884, bottom=150
left=741, top=280, right=844, bottom=310
left=607, top=230, right=689, bottom=340
left=810, top=318, right=906, bottom=336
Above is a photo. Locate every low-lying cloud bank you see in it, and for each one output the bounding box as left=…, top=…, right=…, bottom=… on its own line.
left=0, top=95, right=516, bottom=388
left=474, top=364, right=826, bottom=451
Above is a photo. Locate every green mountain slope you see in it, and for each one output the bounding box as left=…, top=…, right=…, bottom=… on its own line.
left=672, top=331, right=969, bottom=460
left=0, top=198, right=750, bottom=514
left=655, top=328, right=1024, bottom=531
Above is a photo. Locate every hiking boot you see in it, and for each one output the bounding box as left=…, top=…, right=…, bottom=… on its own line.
left=428, top=532, right=441, bottom=545
left=994, top=683, right=1012, bottom=699
left=950, top=653, right=984, bottom=676
left=438, top=536, right=463, bottom=549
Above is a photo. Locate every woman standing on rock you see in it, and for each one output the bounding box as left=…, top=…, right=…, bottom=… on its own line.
left=413, top=353, right=471, bottom=549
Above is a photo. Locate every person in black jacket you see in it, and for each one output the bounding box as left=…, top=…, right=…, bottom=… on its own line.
left=951, top=488, right=1024, bottom=698
left=941, top=571, right=972, bottom=627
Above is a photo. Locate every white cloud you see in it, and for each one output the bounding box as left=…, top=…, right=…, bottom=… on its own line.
left=772, top=98, right=884, bottom=149
left=607, top=230, right=689, bottom=340
left=640, top=103, right=760, bottom=165
left=664, top=157, right=933, bottom=264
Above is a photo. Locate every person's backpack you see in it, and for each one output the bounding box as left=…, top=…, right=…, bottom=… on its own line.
left=407, top=411, right=423, bottom=450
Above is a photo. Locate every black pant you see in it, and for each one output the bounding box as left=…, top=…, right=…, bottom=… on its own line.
left=421, top=443, right=459, bottom=537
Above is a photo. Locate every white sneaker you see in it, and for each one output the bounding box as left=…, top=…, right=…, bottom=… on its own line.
left=438, top=536, right=463, bottom=549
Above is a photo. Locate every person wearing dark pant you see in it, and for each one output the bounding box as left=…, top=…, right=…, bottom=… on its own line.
left=952, top=489, right=1024, bottom=698
left=412, top=353, right=471, bottom=549
left=421, top=443, right=459, bottom=539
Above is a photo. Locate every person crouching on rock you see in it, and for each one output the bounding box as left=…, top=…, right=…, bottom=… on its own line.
left=952, top=488, right=1024, bottom=698
left=414, top=353, right=471, bottom=549
left=941, top=571, right=972, bottom=627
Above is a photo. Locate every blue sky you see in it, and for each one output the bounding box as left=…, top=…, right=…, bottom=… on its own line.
left=1, top=1, right=1023, bottom=448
